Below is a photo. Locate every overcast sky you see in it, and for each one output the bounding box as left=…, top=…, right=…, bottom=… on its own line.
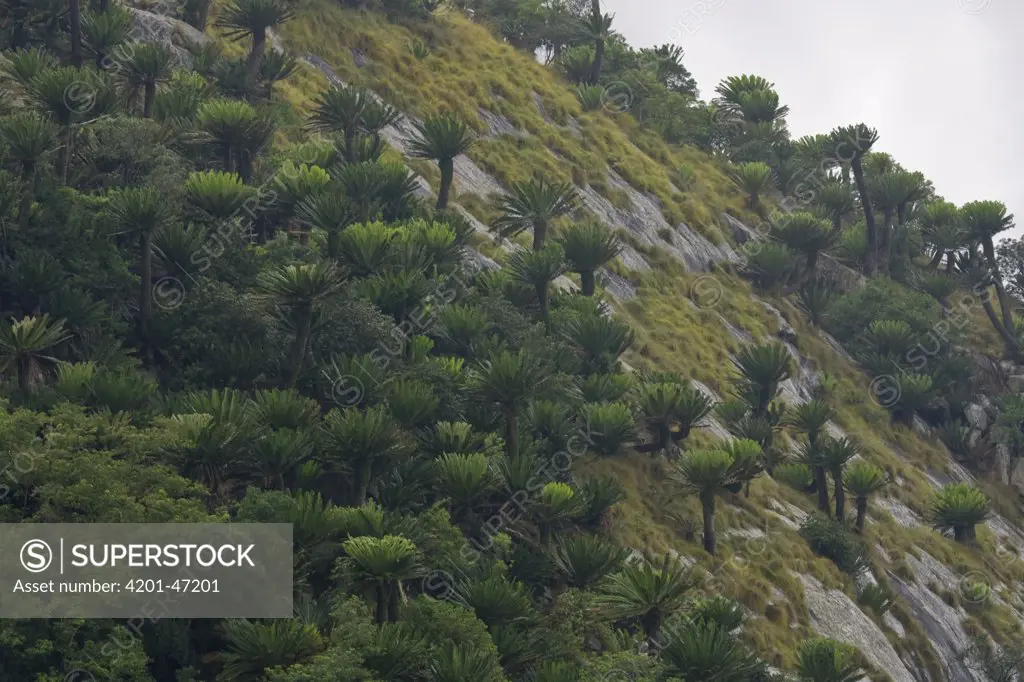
left=604, top=0, right=1024, bottom=239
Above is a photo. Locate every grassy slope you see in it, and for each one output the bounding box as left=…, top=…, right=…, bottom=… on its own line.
left=209, top=0, right=1024, bottom=671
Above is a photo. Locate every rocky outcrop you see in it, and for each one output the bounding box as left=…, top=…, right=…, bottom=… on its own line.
left=798, top=574, right=916, bottom=682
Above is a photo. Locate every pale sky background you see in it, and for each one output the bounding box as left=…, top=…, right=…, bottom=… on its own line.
left=604, top=0, right=1024, bottom=240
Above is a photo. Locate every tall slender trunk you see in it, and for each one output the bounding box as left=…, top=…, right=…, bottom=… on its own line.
left=69, top=0, right=83, bottom=68
left=851, top=158, right=876, bottom=275
left=17, top=163, right=36, bottom=231
left=537, top=283, right=550, bottom=331
left=980, top=291, right=1020, bottom=356
left=287, top=308, right=312, bottom=388
left=701, top=492, right=716, bottom=555
left=580, top=269, right=595, bottom=296
left=60, top=124, right=73, bottom=186
left=436, top=158, right=454, bottom=210
left=927, top=250, right=943, bottom=269
left=815, top=465, right=829, bottom=513
left=17, top=359, right=30, bottom=393
left=590, top=38, right=604, bottom=85
left=855, top=496, right=867, bottom=533
left=247, top=29, right=266, bottom=81
left=945, top=251, right=956, bottom=273
left=143, top=81, right=156, bottom=118
left=374, top=583, right=388, bottom=623
left=504, top=407, right=518, bottom=456
left=878, top=209, right=893, bottom=275
left=356, top=460, right=371, bottom=506
left=139, top=230, right=153, bottom=335
left=983, top=236, right=1015, bottom=332
left=344, top=126, right=357, bottom=163
left=832, top=466, right=845, bottom=520
left=532, top=219, right=547, bottom=251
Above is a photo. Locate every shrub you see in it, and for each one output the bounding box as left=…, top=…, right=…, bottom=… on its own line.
left=799, top=515, right=868, bottom=575
left=742, top=243, right=796, bottom=292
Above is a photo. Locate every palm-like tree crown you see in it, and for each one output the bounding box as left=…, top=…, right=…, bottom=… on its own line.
left=308, top=85, right=368, bottom=135
left=733, top=342, right=793, bottom=414
left=771, top=212, right=835, bottom=259
left=491, top=177, right=578, bottom=249
left=343, top=534, right=421, bottom=583
left=829, top=123, right=878, bottom=161
left=674, top=448, right=734, bottom=496
left=797, top=638, right=864, bottom=682
left=184, top=170, right=255, bottom=220
left=0, top=111, right=56, bottom=169
left=594, top=556, right=697, bottom=632
left=960, top=200, right=1015, bottom=242
left=843, top=461, right=886, bottom=497
left=405, top=112, right=474, bottom=161
left=557, top=221, right=621, bottom=271
left=256, top=262, right=345, bottom=308
left=470, top=349, right=551, bottom=412
left=108, top=186, right=173, bottom=236
left=216, top=0, right=295, bottom=41
left=786, top=399, right=835, bottom=443
left=125, top=42, right=175, bottom=89
left=929, top=483, right=990, bottom=541
left=0, top=314, right=70, bottom=390
left=814, top=182, right=855, bottom=224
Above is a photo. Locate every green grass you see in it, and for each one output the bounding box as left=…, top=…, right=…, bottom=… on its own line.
left=200, top=0, right=1024, bottom=668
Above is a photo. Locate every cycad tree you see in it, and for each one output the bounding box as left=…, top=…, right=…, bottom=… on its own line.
left=920, top=201, right=963, bottom=271
left=216, top=0, right=295, bottom=79
left=787, top=399, right=835, bottom=511
left=634, top=381, right=713, bottom=454
left=734, top=342, right=793, bottom=418
left=820, top=437, right=858, bottom=520
left=507, top=244, right=566, bottom=329
left=217, top=619, right=323, bottom=681
left=814, top=182, right=855, bottom=233
left=562, top=314, right=634, bottom=375
left=557, top=221, right=621, bottom=295
left=830, top=123, right=879, bottom=273
left=661, top=620, right=761, bottom=682
left=184, top=170, right=255, bottom=222
left=593, top=556, right=697, bottom=641
left=843, top=461, right=886, bottom=532
left=929, top=483, right=989, bottom=543
left=322, top=405, right=408, bottom=506
left=342, top=535, right=421, bottom=622
left=0, top=112, right=57, bottom=230
left=674, top=448, right=735, bottom=555
left=108, top=186, right=173, bottom=338
left=581, top=0, right=614, bottom=84
left=491, top=177, right=577, bottom=251
left=547, top=534, right=630, bottom=589
left=772, top=212, right=835, bottom=283
left=961, top=200, right=1016, bottom=346
left=124, top=42, right=174, bottom=118
left=256, top=263, right=345, bottom=388
left=470, top=349, right=551, bottom=455
left=405, top=112, right=474, bottom=210
left=434, top=452, right=495, bottom=524
left=731, top=162, right=775, bottom=210
left=797, top=638, right=863, bottom=682
left=81, top=5, right=132, bottom=68
left=308, top=85, right=367, bottom=162
left=0, top=314, right=69, bottom=392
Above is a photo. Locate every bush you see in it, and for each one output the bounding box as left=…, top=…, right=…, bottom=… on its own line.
left=826, top=278, right=948, bottom=351
left=742, top=243, right=796, bottom=292
left=799, top=515, right=869, bottom=575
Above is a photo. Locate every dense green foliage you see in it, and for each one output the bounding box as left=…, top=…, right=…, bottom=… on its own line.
left=1, top=0, right=1023, bottom=680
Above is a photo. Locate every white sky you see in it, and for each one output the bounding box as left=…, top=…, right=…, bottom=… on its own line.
left=603, top=0, right=1024, bottom=239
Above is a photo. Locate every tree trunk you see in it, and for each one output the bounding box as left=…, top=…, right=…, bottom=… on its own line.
left=139, top=230, right=153, bottom=334
left=356, top=461, right=371, bottom=506
left=69, top=0, right=83, bottom=68
left=436, top=158, right=454, bottom=210
left=60, top=124, right=73, bottom=186
left=99, top=0, right=109, bottom=10
left=287, top=308, right=312, bottom=389
left=247, top=29, right=266, bottom=81
left=701, top=492, right=716, bottom=555
left=855, top=496, right=867, bottom=533
left=537, top=283, right=550, bottom=331
left=143, top=81, right=156, bottom=118
left=656, top=421, right=671, bottom=453
left=832, top=466, right=845, bottom=520
left=374, top=583, right=388, bottom=623
left=879, top=209, right=893, bottom=276
left=590, top=38, right=604, bottom=85
left=640, top=609, right=661, bottom=643
left=980, top=293, right=1021, bottom=356
left=945, top=251, right=956, bottom=273
left=983, top=236, right=1015, bottom=332
left=17, top=163, right=35, bottom=231
left=344, top=126, right=356, bottom=163
left=953, top=525, right=969, bottom=544
left=851, top=158, right=877, bottom=275
left=17, top=358, right=30, bottom=393
left=532, top=219, right=547, bottom=251
left=927, top=250, right=943, bottom=269
left=815, top=465, right=829, bottom=513
left=504, top=407, right=518, bottom=456
left=580, top=269, right=596, bottom=296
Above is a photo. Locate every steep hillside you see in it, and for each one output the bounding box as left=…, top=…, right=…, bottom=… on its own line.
left=2, top=0, right=1023, bottom=680
left=263, top=1, right=1024, bottom=676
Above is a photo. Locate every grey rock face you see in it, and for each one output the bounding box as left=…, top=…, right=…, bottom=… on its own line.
left=799, top=574, right=916, bottom=682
